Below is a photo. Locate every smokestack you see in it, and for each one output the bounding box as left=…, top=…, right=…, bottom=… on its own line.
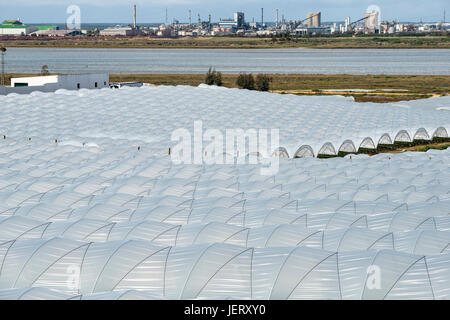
left=276, top=9, right=279, bottom=28
left=261, top=8, right=264, bottom=27
left=133, top=5, right=136, bottom=28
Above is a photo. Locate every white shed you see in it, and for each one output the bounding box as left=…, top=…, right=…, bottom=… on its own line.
left=10, top=73, right=109, bottom=91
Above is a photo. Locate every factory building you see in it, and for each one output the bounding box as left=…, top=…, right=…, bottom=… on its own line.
left=218, top=12, right=246, bottom=31
left=100, top=5, right=140, bottom=36
left=218, top=20, right=238, bottom=29
left=100, top=26, right=139, bottom=36
left=295, top=27, right=329, bottom=35
left=0, top=20, right=37, bottom=36
left=234, top=12, right=245, bottom=29
left=364, top=11, right=380, bottom=32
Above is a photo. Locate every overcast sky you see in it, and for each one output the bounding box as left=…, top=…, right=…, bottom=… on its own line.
left=0, top=0, right=447, bottom=23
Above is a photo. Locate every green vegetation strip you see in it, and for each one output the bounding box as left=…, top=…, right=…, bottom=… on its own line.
left=5, top=73, right=449, bottom=97
left=2, top=35, right=450, bottom=49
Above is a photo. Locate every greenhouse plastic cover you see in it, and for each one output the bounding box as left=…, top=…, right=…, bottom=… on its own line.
left=0, top=85, right=449, bottom=300
left=0, top=85, right=449, bottom=158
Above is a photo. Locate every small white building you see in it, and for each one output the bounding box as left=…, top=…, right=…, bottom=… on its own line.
left=1, top=74, right=109, bottom=95
left=100, top=26, right=138, bottom=36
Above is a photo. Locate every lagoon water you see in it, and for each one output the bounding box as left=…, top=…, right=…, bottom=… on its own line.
left=5, top=47, right=450, bottom=75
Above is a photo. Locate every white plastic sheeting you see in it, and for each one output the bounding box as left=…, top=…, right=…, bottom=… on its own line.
left=1, top=86, right=450, bottom=300
left=3, top=218, right=450, bottom=254
left=1, top=240, right=450, bottom=300
left=0, top=85, right=449, bottom=157
left=0, top=146, right=449, bottom=299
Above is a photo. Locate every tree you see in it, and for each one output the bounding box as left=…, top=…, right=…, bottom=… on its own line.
left=205, top=67, right=223, bottom=86
left=236, top=73, right=255, bottom=90
left=255, top=74, right=273, bottom=91
left=205, top=67, right=215, bottom=85
left=214, top=71, right=223, bottom=86
left=41, top=65, right=49, bottom=76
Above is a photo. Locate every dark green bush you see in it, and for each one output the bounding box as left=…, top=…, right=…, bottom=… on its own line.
left=236, top=73, right=255, bottom=90
left=215, top=71, right=223, bottom=86
left=255, top=74, right=273, bottom=91
left=205, top=67, right=223, bottom=86
left=41, top=65, right=49, bottom=76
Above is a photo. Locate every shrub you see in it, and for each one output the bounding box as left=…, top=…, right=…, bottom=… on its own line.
left=205, top=67, right=223, bottom=86
left=255, top=74, right=273, bottom=91
left=214, top=71, right=223, bottom=86
left=41, top=65, right=49, bottom=76
left=205, top=67, right=215, bottom=85
left=236, top=73, right=255, bottom=90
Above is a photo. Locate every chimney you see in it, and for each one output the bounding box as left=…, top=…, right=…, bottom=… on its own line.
left=276, top=9, right=279, bottom=28
left=261, top=8, right=264, bottom=27
left=133, top=5, right=137, bottom=28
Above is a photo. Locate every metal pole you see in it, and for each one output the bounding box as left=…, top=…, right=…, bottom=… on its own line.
left=133, top=5, right=137, bottom=29
left=1, top=48, right=5, bottom=87
left=276, top=9, right=279, bottom=28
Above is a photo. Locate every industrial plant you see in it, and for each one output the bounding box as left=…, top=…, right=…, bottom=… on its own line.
left=0, top=5, right=448, bottom=38
left=130, top=7, right=449, bottom=37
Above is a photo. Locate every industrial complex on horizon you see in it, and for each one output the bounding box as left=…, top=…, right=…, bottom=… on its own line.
left=0, top=5, right=449, bottom=38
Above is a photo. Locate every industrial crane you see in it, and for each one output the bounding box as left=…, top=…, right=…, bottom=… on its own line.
left=348, top=15, right=372, bottom=27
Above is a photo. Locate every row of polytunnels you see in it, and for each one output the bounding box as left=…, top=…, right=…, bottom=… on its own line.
left=291, top=127, right=449, bottom=158
left=1, top=239, right=450, bottom=299
left=2, top=217, right=450, bottom=254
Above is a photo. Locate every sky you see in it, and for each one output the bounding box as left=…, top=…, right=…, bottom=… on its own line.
left=0, top=0, right=447, bottom=24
